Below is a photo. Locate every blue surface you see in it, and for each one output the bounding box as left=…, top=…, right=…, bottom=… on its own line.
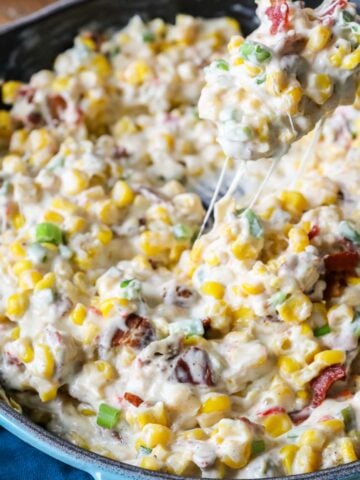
left=0, top=427, right=91, bottom=480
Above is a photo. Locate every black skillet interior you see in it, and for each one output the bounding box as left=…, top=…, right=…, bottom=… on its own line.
left=0, top=0, right=327, bottom=84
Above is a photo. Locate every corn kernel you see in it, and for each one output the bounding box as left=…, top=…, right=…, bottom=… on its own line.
left=2, top=154, right=25, bottom=174
left=18, top=269, right=43, bottom=290
left=97, top=226, right=113, bottom=245
left=340, top=437, right=357, bottom=463
left=89, top=54, right=112, bottom=78
left=293, top=445, right=320, bottom=474
left=9, top=326, right=20, bottom=340
left=278, top=356, right=301, bottom=374
left=279, top=191, right=308, bottom=216
left=0, top=110, right=12, bottom=138
left=245, top=64, right=262, bottom=77
left=140, top=231, right=171, bottom=257
left=2, top=81, right=22, bottom=104
left=51, top=197, right=77, bottom=213
left=201, top=281, right=225, bottom=299
left=13, top=213, right=25, bottom=230
left=280, top=445, right=299, bottom=475
left=306, top=25, right=331, bottom=52
left=34, top=272, right=56, bottom=291
left=298, top=429, right=325, bottom=450
left=83, top=323, right=100, bottom=345
left=71, top=303, right=87, bottom=326
left=62, top=169, right=89, bottom=195
left=342, top=49, right=360, bottom=70
left=139, top=456, right=161, bottom=471
left=240, top=282, right=264, bottom=296
left=99, top=297, right=129, bottom=317
left=10, top=242, right=26, bottom=258
left=94, top=360, right=116, bottom=381
left=6, top=292, right=29, bottom=317
left=277, top=293, right=312, bottom=323
left=18, top=338, right=34, bottom=363
left=231, top=241, right=258, bottom=261
left=178, top=428, right=207, bottom=441
left=124, top=61, right=152, bottom=86
left=265, top=71, right=288, bottom=96
left=200, top=395, right=231, bottom=414
left=113, top=116, right=137, bottom=137
left=112, top=180, right=135, bottom=208
left=320, top=418, right=344, bottom=432
left=138, top=424, right=172, bottom=449
left=263, top=413, right=292, bottom=437
left=286, top=86, right=303, bottom=114
left=98, top=200, right=119, bottom=225
left=288, top=227, right=310, bottom=253
left=39, top=385, right=58, bottom=403
left=35, top=344, right=55, bottom=378
left=44, top=210, right=64, bottom=224
left=228, top=35, right=244, bottom=52
left=315, top=349, right=345, bottom=366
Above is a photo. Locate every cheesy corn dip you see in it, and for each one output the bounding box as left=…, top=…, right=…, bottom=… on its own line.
left=1, top=9, right=360, bottom=480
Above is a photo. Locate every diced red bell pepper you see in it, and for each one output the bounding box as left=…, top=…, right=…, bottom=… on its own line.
left=308, top=225, right=320, bottom=240
left=265, top=0, right=290, bottom=35
left=124, top=392, right=144, bottom=407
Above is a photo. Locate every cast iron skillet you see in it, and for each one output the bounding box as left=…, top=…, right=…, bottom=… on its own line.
left=1, top=1, right=360, bottom=479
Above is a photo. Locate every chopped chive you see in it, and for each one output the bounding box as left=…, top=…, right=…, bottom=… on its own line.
left=251, top=439, right=266, bottom=456
left=35, top=223, right=63, bottom=245
left=142, top=31, right=155, bottom=43
left=244, top=209, right=263, bottom=238
left=254, top=45, right=272, bottom=63
left=96, top=403, right=121, bottom=429
left=120, top=278, right=141, bottom=300
left=120, top=279, right=132, bottom=288
left=342, top=10, right=355, bottom=22
left=341, top=406, right=357, bottom=432
left=256, top=74, right=267, bottom=85
left=339, top=221, right=360, bottom=245
left=314, top=324, right=331, bottom=337
left=239, top=41, right=255, bottom=59
left=173, top=224, right=193, bottom=240
left=215, top=59, right=229, bottom=71
left=270, top=291, right=288, bottom=307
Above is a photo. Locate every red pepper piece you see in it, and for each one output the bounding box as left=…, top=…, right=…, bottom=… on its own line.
left=308, top=225, right=320, bottom=240
left=324, top=251, right=359, bottom=273
left=310, top=364, right=346, bottom=407
left=124, top=392, right=144, bottom=407
left=265, top=0, right=290, bottom=35
left=258, top=406, right=286, bottom=417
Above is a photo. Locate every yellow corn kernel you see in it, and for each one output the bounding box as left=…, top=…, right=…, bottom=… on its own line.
left=78, top=35, right=96, bottom=50
left=279, top=190, right=308, bottom=216
left=9, top=326, right=20, bottom=340
left=286, top=86, right=303, bottom=114
left=138, top=424, right=172, bottom=449
left=178, top=428, right=207, bottom=441
left=83, top=323, right=100, bottom=345
left=6, top=292, right=29, bottom=317
left=265, top=71, right=288, bottom=96
left=200, top=395, right=231, bottom=414
left=204, top=251, right=221, bottom=267
left=231, top=241, right=258, bottom=261
left=201, top=281, right=225, bottom=300
left=288, top=227, right=310, bottom=253
left=18, top=338, right=34, bottom=363
left=228, top=35, right=244, bottom=52
left=226, top=17, right=240, bottom=32
left=244, top=64, right=262, bottom=77
left=35, top=272, right=56, bottom=291
left=241, top=282, right=264, bottom=296
left=35, top=344, right=55, bottom=378
left=298, top=429, right=325, bottom=450
left=297, top=389, right=310, bottom=402
left=300, top=323, right=313, bottom=336
left=42, top=242, right=58, bottom=253
left=315, top=349, right=345, bottom=366
left=307, top=25, right=331, bottom=52
left=97, top=226, right=113, bottom=245
left=113, top=116, right=137, bottom=137
left=52, top=75, right=71, bottom=92
left=112, top=180, right=135, bottom=208
left=278, top=356, right=301, bottom=374
left=329, top=51, right=343, bottom=67
left=293, top=445, right=320, bottom=474
left=71, top=303, right=87, bottom=326
left=133, top=254, right=152, bottom=270
left=277, top=293, right=312, bottom=323
left=89, top=54, right=112, bottom=78
left=147, top=205, right=171, bottom=225
left=79, top=406, right=96, bottom=416
left=320, top=418, right=344, bottom=433
left=44, top=210, right=64, bottom=224
left=232, top=305, right=255, bottom=321
left=139, top=456, right=161, bottom=471
left=13, top=213, right=25, bottom=230
left=62, top=169, right=89, bottom=195
left=140, top=231, right=170, bottom=257
left=10, top=128, right=28, bottom=154
left=94, top=360, right=116, bottom=381
left=2, top=154, right=26, bottom=174
left=2, top=81, right=22, bottom=104
left=67, top=216, right=87, bottom=235
left=190, top=240, right=204, bottom=262
left=51, top=197, right=77, bottom=213
left=0, top=110, right=12, bottom=138
left=98, top=200, right=119, bottom=225
left=233, top=57, right=244, bottom=66
left=99, top=297, right=129, bottom=317
left=10, top=241, right=26, bottom=258
left=124, top=60, right=152, bottom=86
left=280, top=445, right=299, bottom=475
left=342, top=49, right=360, bottom=70
left=347, top=276, right=360, bottom=285
left=18, top=269, right=43, bottom=290
left=340, top=437, right=357, bottom=463
left=263, top=413, right=292, bottom=437
left=39, top=385, right=58, bottom=403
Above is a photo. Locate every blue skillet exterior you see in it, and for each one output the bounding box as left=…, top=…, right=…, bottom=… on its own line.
left=0, top=0, right=360, bottom=479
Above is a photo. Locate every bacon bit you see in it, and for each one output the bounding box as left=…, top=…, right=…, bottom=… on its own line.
left=202, top=317, right=211, bottom=332
left=308, top=225, right=320, bottom=240
left=27, top=111, right=43, bottom=126
left=324, top=272, right=347, bottom=300
left=113, top=146, right=129, bottom=159
left=334, top=389, right=352, bottom=399
left=47, top=94, right=67, bottom=121
left=310, top=364, right=346, bottom=407
left=324, top=251, right=359, bottom=273
left=89, top=306, right=102, bottom=316
left=174, top=347, right=214, bottom=386
left=265, top=0, right=290, bottom=35
left=124, top=392, right=144, bottom=407
left=258, top=406, right=286, bottom=417
left=111, top=314, right=154, bottom=349
left=289, top=407, right=312, bottom=425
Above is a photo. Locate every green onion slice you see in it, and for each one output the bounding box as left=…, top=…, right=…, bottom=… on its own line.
left=251, top=439, right=266, bottom=456
left=173, top=224, right=194, bottom=240
left=142, top=32, right=155, bottom=43
left=313, top=324, right=331, bottom=337
left=254, top=44, right=272, bottom=63
left=96, top=403, right=121, bottom=429
left=341, top=406, right=357, bottom=432
left=215, top=59, right=229, bottom=71
left=339, top=221, right=360, bottom=245
left=244, top=209, right=264, bottom=238
left=35, top=223, right=63, bottom=245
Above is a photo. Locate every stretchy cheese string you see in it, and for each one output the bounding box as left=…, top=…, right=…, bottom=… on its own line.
left=197, top=156, right=231, bottom=238
left=224, top=159, right=247, bottom=199
left=248, top=156, right=280, bottom=210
